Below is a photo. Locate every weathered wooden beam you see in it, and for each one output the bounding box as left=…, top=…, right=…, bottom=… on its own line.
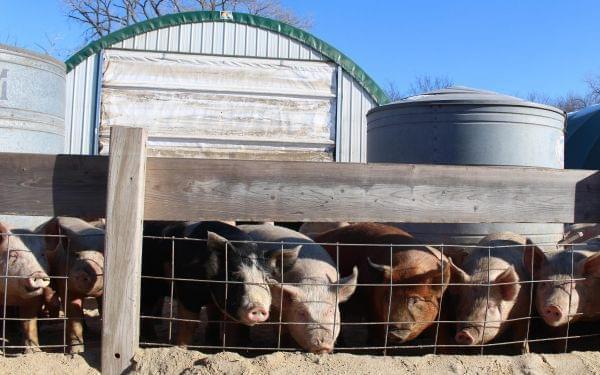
left=0, top=153, right=107, bottom=218
left=102, top=127, right=147, bottom=375
left=144, top=159, right=600, bottom=223
left=1, top=153, right=600, bottom=223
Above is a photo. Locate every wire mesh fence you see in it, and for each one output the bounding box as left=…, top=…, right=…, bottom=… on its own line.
left=138, top=228, right=600, bottom=356
left=1, top=222, right=599, bottom=356
left=0, top=228, right=104, bottom=355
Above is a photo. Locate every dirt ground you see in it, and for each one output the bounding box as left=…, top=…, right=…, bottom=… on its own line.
left=0, top=348, right=599, bottom=375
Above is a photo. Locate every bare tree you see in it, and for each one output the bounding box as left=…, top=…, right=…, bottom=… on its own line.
left=384, top=75, right=454, bottom=102
left=406, top=75, right=453, bottom=96
left=585, top=75, right=600, bottom=104
left=552, top=93, right=589, bottom=113
left=384, top=81, right=404, bottom=102
left=65, top=0, right=313, bottom=42
left=524, top=77, right=600, bottom=113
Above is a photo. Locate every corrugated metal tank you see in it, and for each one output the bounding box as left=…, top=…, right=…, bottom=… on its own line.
left=367, top=86, right=566, bottom=246
left=0, top=44, right=65, bottom=153
left=0, top=45, right=66, bottom=229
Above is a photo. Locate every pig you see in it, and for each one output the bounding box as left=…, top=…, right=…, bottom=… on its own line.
left=140, top=221, right=300, bottom=346
left=449, top=232, right=534, bottom=353
left=314, top=223, right=450, bottom=347
left=524, top=242, right=600, bottom=327
left=298, top=222, right=350, bottom=240
left=0, top=222, right=50, bottom=353
left=238, top=224, right=358, bottom=354
left=42, top=217, right=105, bottom=354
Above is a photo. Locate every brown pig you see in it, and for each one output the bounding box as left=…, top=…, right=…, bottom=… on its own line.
left=315, top=223, right=450, bottom=347
left=0, top=222, right=51, bottom=353
left=42, top=217, right=104, bottom=354
left=524, top=242, right=600, bottom=327
left=298, top=222, right=350, bottom=240
left=449, top=232, right=536, bottom=353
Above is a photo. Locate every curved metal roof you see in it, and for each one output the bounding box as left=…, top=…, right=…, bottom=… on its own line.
left=64, top=10, right=388, bottom=104
left=369, top=86, right=564, bottom=115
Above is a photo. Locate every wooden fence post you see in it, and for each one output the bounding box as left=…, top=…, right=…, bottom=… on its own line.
left=101, top=126, right=147, bottom=374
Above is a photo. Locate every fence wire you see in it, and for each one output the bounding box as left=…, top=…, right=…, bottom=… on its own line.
left=0, top=231, right=103, bottom=355
left=139, top=235, right=600, bottom=355
left=1, top=229, right=598, bottom=356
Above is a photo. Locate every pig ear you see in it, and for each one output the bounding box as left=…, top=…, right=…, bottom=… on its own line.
left=437, top=258, right=452, bottom=291
left=0, top=222, right=10, bottom=251
left=367, top=258, right=391, bottom=278
left=43, top=218, right=68, bottom=253
left=449, top=259, right=470, bottom=284
left=267, top=279, right=303, bottom=306
left=581, top=252, right=600, bottom=278
left=494, top=266, right=520, bottom=301
left=265, top=245, right=300, bottom=273
left=523, top=239, right=546, bottom=277
left=206, top=231, right=231, bottom=253
left=333, top=266, right=358, bottom=303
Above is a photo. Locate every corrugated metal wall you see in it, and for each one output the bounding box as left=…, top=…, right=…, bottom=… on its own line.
left=64, top=54, right=100, bottom=155
left=64, top=21, right=377, bottom=162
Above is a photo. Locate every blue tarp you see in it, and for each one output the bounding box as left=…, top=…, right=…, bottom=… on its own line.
left=566, top=104, right=600, bottom=169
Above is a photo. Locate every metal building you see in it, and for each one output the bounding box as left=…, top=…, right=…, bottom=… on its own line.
left=64, top=11, right=387, bottom=162
left=367, top=86, right=566, bottom=245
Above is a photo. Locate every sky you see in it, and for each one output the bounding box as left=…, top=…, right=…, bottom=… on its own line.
left=1, top=0, right=599, bottom=99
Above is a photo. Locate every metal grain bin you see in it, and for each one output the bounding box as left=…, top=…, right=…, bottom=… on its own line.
left=367, top=86, right=566, bottom=246
left=0, top=45, right=66, bottom=229
left=0, top=44, right=65, bottom=154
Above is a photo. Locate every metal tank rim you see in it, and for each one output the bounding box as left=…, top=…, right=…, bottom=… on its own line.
left=0, top=43, right=65, bottom=70
left=367, top=86, right=565, bottom=117
left=63, top=10, right=388, bottom=105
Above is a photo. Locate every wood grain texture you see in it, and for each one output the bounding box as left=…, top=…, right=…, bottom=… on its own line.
left=101, top=127, right=147, bottom=375
left=0, top=153, right=107, bottom=218
left=1, top=153, right=600, bottom=223
left=143, top=159, right=600, bottom=223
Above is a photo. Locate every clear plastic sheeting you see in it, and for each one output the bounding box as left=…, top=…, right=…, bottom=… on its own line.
left=99, top=49, right=337, bottom=160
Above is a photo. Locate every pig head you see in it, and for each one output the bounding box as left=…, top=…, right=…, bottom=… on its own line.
left=239, top=224, right=357, bottom=353
left=43, top=217, right=105, bottom=353
left=316, top=223, right=451, bottom=346
left=44, top=217, right=104, bottom=298
left=0, top=222, right=50, bottom=302
left=450, top=233, right=532, bottom=348
left=0, top=222, right=50, bottom=352
left=367, top=247, right=451, bottom=344
left=524, top=244, right=600, bottom=327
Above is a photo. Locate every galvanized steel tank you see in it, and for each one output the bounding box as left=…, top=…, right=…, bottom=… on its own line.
left=367, top=86, right=566, bottom=246
left=0, top=44, right=65, bottom=154
left=0, top=45, right=66, bottom=230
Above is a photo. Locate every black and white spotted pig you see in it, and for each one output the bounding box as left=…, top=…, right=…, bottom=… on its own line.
left=141, top=221, right=299, bottom=346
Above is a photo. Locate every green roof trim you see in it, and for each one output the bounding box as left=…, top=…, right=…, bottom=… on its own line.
left=65, top=11, right=388, bottom=104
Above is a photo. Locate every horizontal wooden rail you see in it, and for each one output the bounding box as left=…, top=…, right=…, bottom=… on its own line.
left=1, top=152, right=600, bottom=223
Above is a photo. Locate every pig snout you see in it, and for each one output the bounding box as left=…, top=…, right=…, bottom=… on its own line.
left=388, top=329, right=413, bottom=343
left=25, top=272, right=50, bottom=292
left=541, top=304, right=564, bottom=326
left=310, top=336, right=333, bottom=354
left=70, top=260, right=103, bottom=296
left=455, top=327, right=479, bottom=345
left=246, top=305, right=269, bottom=323
left=239, top=304, right=269, bottom=325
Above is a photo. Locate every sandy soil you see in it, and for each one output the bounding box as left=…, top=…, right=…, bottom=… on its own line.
left=0, top=348, right=599, bottom=375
